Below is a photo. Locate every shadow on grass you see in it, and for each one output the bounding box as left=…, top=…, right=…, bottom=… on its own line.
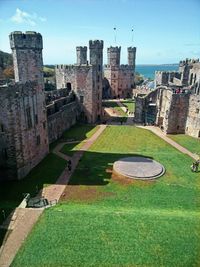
left=49, top=124, right=98, bottom=151
left=68, top=151, right=154, bottom=186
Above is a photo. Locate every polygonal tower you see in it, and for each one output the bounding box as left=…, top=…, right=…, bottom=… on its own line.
left=107, top=46, right=121, bottom=66
left=128, top=47, right=136, bottom=68
left=9, top=31, right=44, bottom=84
left=76, top=46, right=87, bottom=65
left=89, top=40, right=104, bottom=121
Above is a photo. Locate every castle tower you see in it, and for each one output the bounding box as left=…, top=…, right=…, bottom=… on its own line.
left=107, top=46, right=121, bottom=66
left=128, top=47, right=136, bottom=68
left=89, top=40, right=104, bottom=121
left=76, top=46, right=87, bottom=65
left=9, top=31, right=44, bottom=84
left=6, top=31, right=49, bottom=179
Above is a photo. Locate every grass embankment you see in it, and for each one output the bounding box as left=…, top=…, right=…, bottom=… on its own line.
left=168, top=134, right=200, bottom=155
left=12, top=126, right=200, bottom=266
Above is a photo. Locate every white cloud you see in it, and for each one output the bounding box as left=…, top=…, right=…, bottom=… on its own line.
left=11, top=8, right=46, bottom=26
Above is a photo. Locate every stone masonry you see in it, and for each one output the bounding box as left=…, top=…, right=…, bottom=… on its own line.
left=55, top=40, right=103, bottom=123
left=104, top=46, right=136, bottom=98
left=0, top=31, right=49, bottom=180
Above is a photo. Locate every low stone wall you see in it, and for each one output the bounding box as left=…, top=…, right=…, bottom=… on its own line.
left=47, top=101, right=80, bottom=143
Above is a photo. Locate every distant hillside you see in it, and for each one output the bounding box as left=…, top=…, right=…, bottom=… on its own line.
left=0, top=51, right=13, bottom=79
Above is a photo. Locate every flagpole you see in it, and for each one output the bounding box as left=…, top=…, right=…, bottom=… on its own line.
left=113, top=27, right=116, bottom=44
left=131, top=27, right=134, bottom=43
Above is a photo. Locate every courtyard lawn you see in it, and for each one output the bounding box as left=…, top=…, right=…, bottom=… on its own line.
left=12, top=126, right=200, bottom=267
left=168, top=134, right=200, bottom=155
left=103, top=100, right=127, bottom=117
left=50, top=124, right=100, bottom=151
left=121, top=99, right=135, bottom=113
left=59, top=125, right=100, bottom=156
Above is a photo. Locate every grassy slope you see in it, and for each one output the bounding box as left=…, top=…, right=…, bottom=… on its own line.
left=121, top=99, right=135, bottom=113
left=168, top=134, right=200, bottom=155
left=12, top=126, right=200, bottom=267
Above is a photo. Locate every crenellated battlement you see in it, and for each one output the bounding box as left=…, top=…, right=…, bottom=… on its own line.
left=9, top=31, right=43, bottom=50
left=89, top=40, right=104, bottom=49
left=127, top=47, right=136, bottom=52
left=107, top=46, right=121, bottom=53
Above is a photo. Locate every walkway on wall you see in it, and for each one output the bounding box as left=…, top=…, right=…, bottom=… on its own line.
left=138, top=125, right=199, bottom=161
left=0, top=124, right=107, bottom=267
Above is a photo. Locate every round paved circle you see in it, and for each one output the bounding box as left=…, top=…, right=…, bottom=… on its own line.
left=113, top=157, right=165, bottom=180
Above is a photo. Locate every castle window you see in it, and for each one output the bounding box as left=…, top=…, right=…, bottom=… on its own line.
left=80, top=96, right=84, bottom=103
left=67, top=83, right=72, bottom=91
left=26, top=107, right=32, bottom=129
left=0, top=124, right=4, bottom=132
left=43, top=121, right=46, bottom=129
left=196, top=108, right=199, bottom=114
left=97, top=75, right=100, bottom=82
left=36, top=135, right=41, bottom=145
left=98, top=65, right=101, bottom=71
left=35, top=114, right=38, bottom=125
left=113, top=74, right=116, bottom=78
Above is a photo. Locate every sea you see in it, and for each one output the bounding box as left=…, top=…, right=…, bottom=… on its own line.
left=136, top=64, right=179, bottom=80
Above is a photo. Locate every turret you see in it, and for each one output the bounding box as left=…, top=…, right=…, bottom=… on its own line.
left=89, top=40, right=103, bottom=66
left=76, top=46, right=87, bottom=65
left=107, top=46, right=121, bottom=66
left=9, top=31, right=44, bottom=84
left=127, top=47, right=136, bottom=67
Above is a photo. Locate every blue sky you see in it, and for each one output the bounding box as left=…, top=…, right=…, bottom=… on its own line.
left=0, top=0, right=200, bottom=64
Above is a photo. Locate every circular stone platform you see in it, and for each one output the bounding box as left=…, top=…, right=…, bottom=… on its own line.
left=113, top=157, right=165, bottom=180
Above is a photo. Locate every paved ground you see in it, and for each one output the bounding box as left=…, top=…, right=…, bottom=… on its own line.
left=0, top=124, right=107, bottom=267
left=113, top=156, right=165, bottom=180
left=0, top=208, right=43, bottom=267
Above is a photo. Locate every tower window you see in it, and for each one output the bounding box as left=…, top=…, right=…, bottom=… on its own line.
left=35, top=114, right=38, bottom=125
left=80, top=96, right=84, bottom=103
left=0, top=124, right=4, bottom=132
left=36, top=135, right=41, bottom=145
left=26, top=107, right=32, bottom=129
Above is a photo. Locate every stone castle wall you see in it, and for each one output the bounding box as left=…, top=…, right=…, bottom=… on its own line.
left=47, top=101, right=80, bottom=143
left=0, top=82, right=49, bottom=180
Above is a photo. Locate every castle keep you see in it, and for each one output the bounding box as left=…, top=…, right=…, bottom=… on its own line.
left=103, top=46, right=136, bottom=98
left=55, top=40, right=103, bottom=123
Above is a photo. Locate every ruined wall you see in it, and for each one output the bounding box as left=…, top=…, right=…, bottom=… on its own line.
left=0, top=82, right=49, bottom=180
left=186, top=95, right=200, bottom=138
left=47, top=101, right=80, bottom=143
left=164, top=93, right=189, bottom=134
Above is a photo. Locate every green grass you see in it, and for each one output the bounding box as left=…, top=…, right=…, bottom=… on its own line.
left=12, top=126, right=200, bottom=266
left=121, top=99, right=135, bottom=113
left=168, top=134, right=200, bottom=155
left=60, top=142, right=83, bottom=157
left=50, top=124, right=99, bottom=151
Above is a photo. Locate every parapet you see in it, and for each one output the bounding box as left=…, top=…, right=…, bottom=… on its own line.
left=9, top=31, right=43, bottom=49
left=76, top=46, right=87, bottom=52
left=127, top=47, right=136, bottom=52
left=89, top=40, right=104, bottom=49
left=107, top=46, right=121, bottom=53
